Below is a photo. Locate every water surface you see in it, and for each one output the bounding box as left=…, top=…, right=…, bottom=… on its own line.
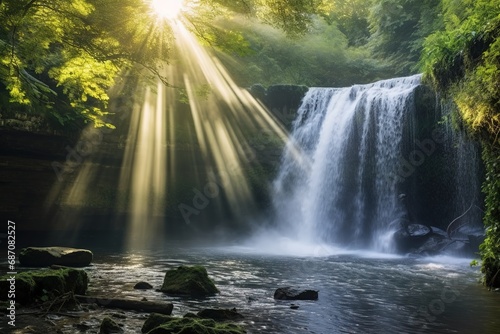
left=76, top=246, right=500, bottom=334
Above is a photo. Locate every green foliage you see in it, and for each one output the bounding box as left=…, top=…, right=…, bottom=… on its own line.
left=421, top=0, right=500, bottom=288
left=368, top=0, right=443, bottom=74
left=0, top=0, right=154, bottom=129
left=216, top=16, right=392, bottom=87
left=320, top=0, right=371, bottom=46
left=0, top=0, right=332, bottom=130
left=255, top=0, right=318, bottom=37
left=480, top=145, right=500, bottom=288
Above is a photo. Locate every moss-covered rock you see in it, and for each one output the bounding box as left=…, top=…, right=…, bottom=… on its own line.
left=19, top=247, right=93, bottom=267
left=99, top=316, right=123, bottom=333
left=0, top=268, right=88, bottom=305
left=197, top=308, right=244, bottom=321
left=0, top=273, right=35, bottom=304
left=141, top=313, right=174, bottom=333
left=142, top=313, right=245, bottom=334
left=160, top=266, right=219, bottom=298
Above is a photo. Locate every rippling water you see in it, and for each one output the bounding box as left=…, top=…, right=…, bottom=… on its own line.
left=68, top=246, right=500, bottom=334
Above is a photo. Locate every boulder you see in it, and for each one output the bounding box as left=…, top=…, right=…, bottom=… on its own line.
left=99, top=317, right=122, bottom=334
left=274, top=287, right=318, bottom=300
left=142, top=314, right=174, bottom=333
left=393, top=224, right=433, bottom=253
left=19, top=247, right=93, bottom=267
left=0, top=268, right=88, bottom=305
left=160, top=265, right=219, bottom=298
left=141, top=313, right=245, bottom=334
left=197, top=308, right=244, bottom=321
left=414, top=234, right=449, bottom=255
left=134, top=282, right=153, bottom=290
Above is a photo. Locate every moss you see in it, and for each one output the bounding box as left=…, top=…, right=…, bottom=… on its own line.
left=0, top=274, right=35, bottom=304
left=142, top=314, right=245, bottom=334
left=100, top=316, right=122, bottom=334
left=142, top=313, right=174, bottom=333
left=161, top=266, right=219, bottom=298
left=480, top=145, right=500, bottom=288
left=19, top=247, right=93, bottom=267
left=197, top=308, right=244, bottom=321
left=421, top=1, right=500, bottom=288
left=0, top=268, right=88, bottom=305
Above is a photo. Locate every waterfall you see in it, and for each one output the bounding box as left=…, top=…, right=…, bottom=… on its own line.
left=272, top=75, right=424, bottom=252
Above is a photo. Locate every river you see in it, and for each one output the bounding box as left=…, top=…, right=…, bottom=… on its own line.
left=52, top=245, right=500, bottom=334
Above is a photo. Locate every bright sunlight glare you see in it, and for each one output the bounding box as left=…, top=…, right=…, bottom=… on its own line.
left=150, top=0, right=184, bottom=19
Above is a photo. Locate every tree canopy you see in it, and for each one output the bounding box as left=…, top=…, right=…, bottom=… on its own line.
left=0, top=0, right=325, bottom=129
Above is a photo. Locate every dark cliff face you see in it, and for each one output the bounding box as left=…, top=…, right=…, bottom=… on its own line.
left=249, top=84, right=309, bottom=129
left=0, top=127, right=126, bottom=245
left=0, top=129, right=74, bottom=230
left=399, top=85, right=484, bottom=232
left=0, top=86, right=305, bottom=244
left=0, top=83, right=483, bottom=247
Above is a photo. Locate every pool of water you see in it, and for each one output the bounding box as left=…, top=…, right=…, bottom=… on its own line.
left=68, top=246, right=500, bottom=334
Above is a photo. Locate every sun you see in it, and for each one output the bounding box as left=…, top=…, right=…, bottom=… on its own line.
left=150, top=0, right=185, bottom=20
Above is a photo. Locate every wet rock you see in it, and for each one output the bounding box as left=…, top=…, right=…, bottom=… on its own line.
left=197, top=308, right=244, bottom=321
left=111, top=313, right=127, bottom=319
left=19, top=247, right=93, bottom=267
left=99, top=316, right=122, bottom=334
left=142, top=314, right=175, bottom=333
left=431, top=226, right=448, bottom=238
left=0, top=268, right=88, bottom=305
left=274, top=287, right=318, bottom=300
left=134, top=281, right=153, bottom=290
left=141, top=313, right=245, bottom=334
left=393, top=224, right=433, bottom=253
left=160, top=265, right=219, bottom=297
left=290, top=304, right=299, bottom=310
left=74, top=321, right=93, bottom=331
left=414, top=234, right=449, bottom=255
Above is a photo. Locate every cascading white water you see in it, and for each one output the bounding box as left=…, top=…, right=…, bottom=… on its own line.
left=272, top=75, right=423, bottom=252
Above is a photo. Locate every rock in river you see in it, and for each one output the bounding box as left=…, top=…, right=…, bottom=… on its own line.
left=19, top=247, right=93, bottom=267
left=197, top=308, right=244, bottom=321
left=0, top=268, right=88, bottom=305
left=160, top=265, right=219, bottom=298
left=99, top=316, right=123, bottom=334
left=274, top=287, right=318, bottom=300
left=134, top=281, right=153, bottom=290
left=141, top=313, right=245, bottom=334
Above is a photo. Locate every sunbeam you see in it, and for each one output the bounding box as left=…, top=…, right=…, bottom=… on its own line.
left=150, top=0, right=185, bottom=19
left=42, top=17, right=302, bottom=250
